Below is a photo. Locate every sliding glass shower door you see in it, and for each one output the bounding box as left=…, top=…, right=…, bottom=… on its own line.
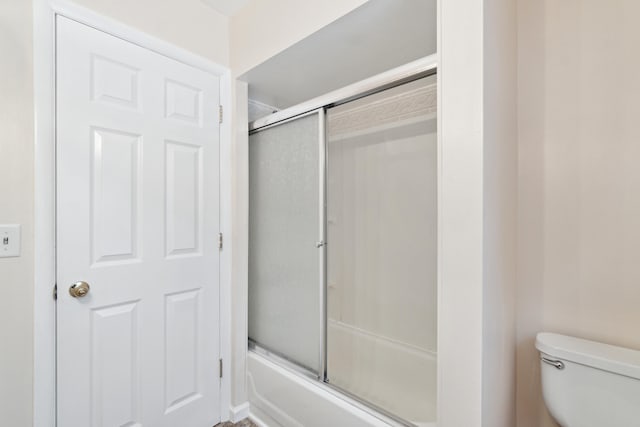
left=248, top=73, right=437, bottom=426
left=326, top=76, right=437, bottom=424
left=248, top=110, right=325, bottom=374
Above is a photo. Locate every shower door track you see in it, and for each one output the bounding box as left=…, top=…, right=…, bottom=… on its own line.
left=249, top=55, right=437, bottom=132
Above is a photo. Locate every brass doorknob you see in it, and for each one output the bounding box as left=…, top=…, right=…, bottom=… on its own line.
left=69, top=281, right=90, bottom=298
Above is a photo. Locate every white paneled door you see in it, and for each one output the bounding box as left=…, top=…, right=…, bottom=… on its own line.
left=56, top=16, right=221, bottom=427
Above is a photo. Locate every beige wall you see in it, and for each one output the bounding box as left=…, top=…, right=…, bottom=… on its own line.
left=230, top=0, right=368, bottom=75
left=0, top=1, right=34, bottom=426
left=482, top=0, right=518, bottom=425
left=71, top=0, right=230, bottom=66
left=517, top=1, right=640, bottom=426
left=1, top=2, right=229, bottom=425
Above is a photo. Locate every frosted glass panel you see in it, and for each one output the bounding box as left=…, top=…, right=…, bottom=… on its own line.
left=248, top=113, right=321, bottom=372
left=326, top=76, right=437, bottom=424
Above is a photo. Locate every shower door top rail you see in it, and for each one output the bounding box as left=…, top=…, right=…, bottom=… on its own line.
left=249, top=54, right=437, bottom=132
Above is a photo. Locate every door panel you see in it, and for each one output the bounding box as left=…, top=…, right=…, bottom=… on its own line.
left=91, top=301, right=140, bottom=427
left=165, top=141, right=202, bottom=257
left=56, top=16, right=220, bottom=427
left=164, top=289, right=202, bottom=413
left=91, top=127, right=141, bottom=264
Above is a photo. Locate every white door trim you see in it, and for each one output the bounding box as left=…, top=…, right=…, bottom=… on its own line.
left=33, top=1, right=233, bottom=425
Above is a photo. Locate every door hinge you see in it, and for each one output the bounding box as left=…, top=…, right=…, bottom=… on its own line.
left=218, top=232, right=223, bottom=250
left=53, top=284, right=57, bottom=301
left=219, top=105, right=223, bottom=124
left=219, top=358, right=223, bottom=378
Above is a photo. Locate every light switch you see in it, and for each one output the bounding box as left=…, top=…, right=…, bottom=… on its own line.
left=0, top=224, right=21, bottom=257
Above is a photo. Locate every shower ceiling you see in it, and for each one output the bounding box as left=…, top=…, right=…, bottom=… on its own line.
left=240, top=0, right=436, bottom=110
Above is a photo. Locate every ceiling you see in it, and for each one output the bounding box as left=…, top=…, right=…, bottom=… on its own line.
left=240, top=0, right=436, bottom=112
left=200, top=0, right=252, bottom=16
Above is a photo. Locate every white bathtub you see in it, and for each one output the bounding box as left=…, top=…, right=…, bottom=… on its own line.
left=247, top=321, right=437, bottom=427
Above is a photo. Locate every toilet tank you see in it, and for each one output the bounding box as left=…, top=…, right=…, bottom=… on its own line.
left=536, top=333, right=640, bottom=427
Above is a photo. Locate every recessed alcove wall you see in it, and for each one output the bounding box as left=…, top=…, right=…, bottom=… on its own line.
left=240, top=0, right=436, bottom=116
left=233, top=0, right=519, bottom=426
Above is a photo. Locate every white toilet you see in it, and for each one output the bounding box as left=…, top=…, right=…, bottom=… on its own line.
left=536, top=332, right=640, bottom=427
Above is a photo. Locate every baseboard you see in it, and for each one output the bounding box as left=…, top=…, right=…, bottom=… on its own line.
left=229, top=402, right=251, bottom=422
left=248, top=410, right=271, bottom=427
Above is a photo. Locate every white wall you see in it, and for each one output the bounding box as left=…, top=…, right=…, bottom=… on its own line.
left=516, top=1, right=640, bottom=426
left=439, top=0, right=518, bottom=425
left=230, top=0, right=369, bottom=76
left=0, top=1, right=34, bottom=426
left=230, top=80, right=250, bottom=414
left=438, top=0, right=484, bottom=424
left=70, top=0, right=229, bottom=66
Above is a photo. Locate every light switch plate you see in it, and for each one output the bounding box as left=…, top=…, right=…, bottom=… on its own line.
left=0, top=224, right=21, bottom=257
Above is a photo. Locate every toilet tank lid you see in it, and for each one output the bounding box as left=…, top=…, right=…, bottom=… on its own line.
left=536, top=332, right=640, bottom=380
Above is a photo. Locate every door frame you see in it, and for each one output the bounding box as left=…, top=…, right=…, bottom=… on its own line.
left=33, top=1, right=233, bottom=426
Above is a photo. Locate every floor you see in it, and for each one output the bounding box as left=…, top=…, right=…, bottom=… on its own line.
left=216, top=419, right=258, bottom=427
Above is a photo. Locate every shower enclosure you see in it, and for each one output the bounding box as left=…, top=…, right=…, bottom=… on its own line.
left=248, top=62, right=437, bottom=426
